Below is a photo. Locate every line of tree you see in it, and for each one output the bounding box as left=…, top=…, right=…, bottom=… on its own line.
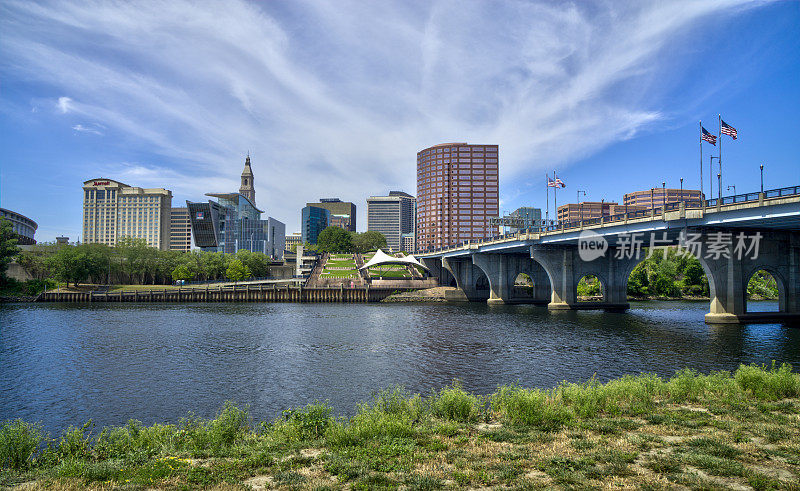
left=576, top=247, right=778, bottom=299
left=15, top=237, right=273, bottom=286
left=315, top=227, right=388, bottom=254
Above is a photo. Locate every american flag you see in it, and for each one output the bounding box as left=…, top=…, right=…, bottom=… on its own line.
left=547, top=176, right=558, bottom=187
left=701, top=127, right=717, bottom=145
left=555, top=177, right=566, bottom=188
left=721, top=119, right=737, bottom=139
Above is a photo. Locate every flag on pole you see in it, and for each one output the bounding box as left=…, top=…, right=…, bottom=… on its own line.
left=547, top=177, right=558, bottom=187
left=555, top=177, right=566, bottom=188
left=701, top=127, right=717, bottom=145
left=720, top=120, right=737, bottom=139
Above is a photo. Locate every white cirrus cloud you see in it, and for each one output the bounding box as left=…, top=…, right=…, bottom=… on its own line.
left=56, top=96, right=72, bottom=114
left=72, top=124, right=103, bottom=135
left=0, top=0, right=773, bottom=230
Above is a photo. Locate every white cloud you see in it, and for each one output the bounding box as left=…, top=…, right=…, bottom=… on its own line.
left=0, top=0, right=770, bottom=230
left=56, top=96, right=72, bottom=113
left=72, top=124, right=103, bottom=135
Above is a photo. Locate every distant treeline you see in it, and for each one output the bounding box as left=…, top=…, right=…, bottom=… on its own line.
left=16, top=237, right=274, bottom=286
left=577, top=248, right=778, bottom=299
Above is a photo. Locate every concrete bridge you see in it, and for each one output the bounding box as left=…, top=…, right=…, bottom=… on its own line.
left=418, top=186, right=800, bottom=324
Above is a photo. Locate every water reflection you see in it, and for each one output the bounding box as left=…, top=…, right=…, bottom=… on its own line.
left=1, top=300, right=797, bottom=435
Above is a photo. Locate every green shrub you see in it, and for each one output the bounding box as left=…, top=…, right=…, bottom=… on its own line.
left=666, top=368, right=707, bottom=402
left=0, top=419, right=44, bottom=469
left=176, top=402, right=249, bottom=456
left=429, top=382, right=484, bottom=423
left=325, top=391, right=420, bottom=448
left=491, top=385, right=572, bottom=430
left=206, top=401, right=249, bottom=451
left=94, top=419, right=176, bottom=460
left=275, top=403, right=333, bottom=442
left=368, top=387, right=423, bottom=420
left=559, top=374, right=663, bottom=418
left=735, top=362, right=800, bottom=400
left=57, top=421, right=93, bottom=459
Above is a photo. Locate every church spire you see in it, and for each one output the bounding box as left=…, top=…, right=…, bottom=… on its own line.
left=239, top=153, right=255, bottom=205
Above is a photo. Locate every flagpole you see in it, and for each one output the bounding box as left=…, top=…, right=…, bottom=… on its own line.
left=553, top=170, right=558, bottom=228
left=718, top=114, right=722, bottom=202
left=545, top=174, right=549, bottom=229
left=699, top=121, right=704, bottom=205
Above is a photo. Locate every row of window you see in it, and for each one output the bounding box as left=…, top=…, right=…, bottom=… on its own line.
left=419, top=146, right=498, bottom=155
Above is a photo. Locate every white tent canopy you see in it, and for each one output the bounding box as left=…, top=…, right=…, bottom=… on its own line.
left=359, top=249, right=431, bottom=273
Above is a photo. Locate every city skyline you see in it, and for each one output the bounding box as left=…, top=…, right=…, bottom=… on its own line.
left=1, top=1, right=798, bottom=241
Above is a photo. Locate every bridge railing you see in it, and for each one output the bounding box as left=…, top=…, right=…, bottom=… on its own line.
left=420, top=185, right=800, bottom=254
left=765, top=185, right=800, bottom=199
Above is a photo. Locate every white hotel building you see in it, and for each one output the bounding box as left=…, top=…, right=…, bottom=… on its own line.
left=82, top=178, right=172, bottom=250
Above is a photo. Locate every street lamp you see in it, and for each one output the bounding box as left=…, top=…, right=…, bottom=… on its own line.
left=727, top=185, right=736, bottom=195
left=662, top=181, right=666, bottom=213
left=760, top=164, right=764, bottom=193
left=717, top=173, right=722, bottom=202
left=680, top=178, right=684, bottom=204
left=577, top=190, right=586, bottom=223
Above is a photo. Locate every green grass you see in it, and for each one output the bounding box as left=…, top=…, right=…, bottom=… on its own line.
left=3, top=363, right=800, bottom=489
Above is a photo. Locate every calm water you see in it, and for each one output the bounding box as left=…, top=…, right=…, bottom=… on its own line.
left=1, top=301, right=798, bottom=434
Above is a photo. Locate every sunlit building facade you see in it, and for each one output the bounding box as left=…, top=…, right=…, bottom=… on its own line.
left=186, top=193, right=285, bottom=259
left=416, top=143, right=499, bottom=251
left=367, top=191, right=416, bottom=253
left=169, top=207, right=192, bottom=252
left=82, top=178, right=172, bottom=249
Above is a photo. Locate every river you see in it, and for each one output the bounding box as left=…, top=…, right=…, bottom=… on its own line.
left=1, top=301, right=798, bottom=434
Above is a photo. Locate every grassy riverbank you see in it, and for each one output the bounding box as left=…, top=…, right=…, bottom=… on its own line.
left=2, top=364, right=800, bottom=490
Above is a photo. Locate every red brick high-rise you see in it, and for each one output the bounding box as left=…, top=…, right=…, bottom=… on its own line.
left=416, top=143, right=499, bottom=251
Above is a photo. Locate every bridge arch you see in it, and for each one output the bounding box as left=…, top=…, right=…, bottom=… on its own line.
left=745, top=267, right=786, bottom=313
left=470, top=253, right=551, bottom=304
left=576, top=273, right=606, bottom=301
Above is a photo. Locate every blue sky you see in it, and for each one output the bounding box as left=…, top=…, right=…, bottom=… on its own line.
left=1, top=0, right=798, bottom=241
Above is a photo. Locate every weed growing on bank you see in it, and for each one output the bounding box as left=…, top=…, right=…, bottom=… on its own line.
left=2, top=363, right=800, bottom=489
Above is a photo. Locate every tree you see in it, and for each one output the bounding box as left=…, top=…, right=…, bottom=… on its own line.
left=202, top=252, right=227, bottom=280
left=627, top=262, right=649, bottom=296
left=225, top=258, right=251, bottom=283
left=352, top=231, right=387, bottom=253
left=235, top=250, right=270, bottom=278
left=45, top=246, right=91, bottom=287
left=0, top=217, right=20, bottom=281
left=683, top=260, right=705, bottom=287
left=171, top=264, right=194, bottom=283
left=316, top=226, right=354, bottom=253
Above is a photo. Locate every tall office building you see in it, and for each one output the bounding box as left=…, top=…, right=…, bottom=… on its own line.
left=82, top=178, right=172, bottom=249
left=416, top=143, right=499, bottom=251
left=186, top=193, right=285, bottom=259
left=366, top=191, right=416, bottom=252
left=305, top=198, right=356, bottom=231
left=301, top=206, right=331, bottom=245
left=186, top=155, right=285, bottom=259
left=169, top=207, right=192, bottom=252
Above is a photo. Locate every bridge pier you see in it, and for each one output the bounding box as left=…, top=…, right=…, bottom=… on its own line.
left=420, top=256, right=454, bottom=287
left=703, top=231, right=800, bottom=324
left=471, top=253, right=550, bottom=304
left=442, top=256, right=489, bottom=301
left=530, top=246, right=636, bottom=312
